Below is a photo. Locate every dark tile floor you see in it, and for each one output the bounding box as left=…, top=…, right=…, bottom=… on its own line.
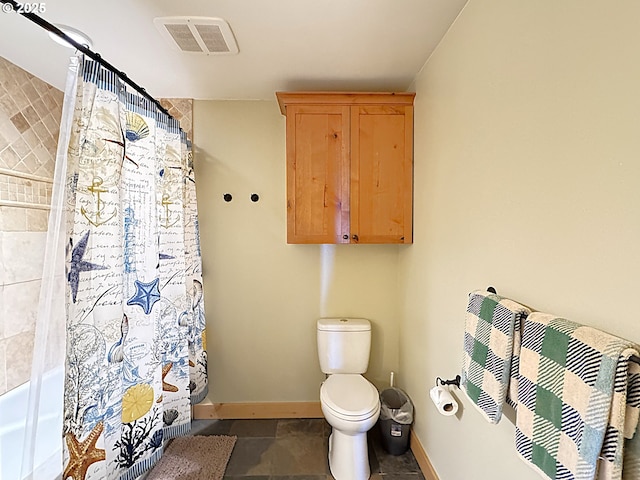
left=191, top=418, right=425, bottom=480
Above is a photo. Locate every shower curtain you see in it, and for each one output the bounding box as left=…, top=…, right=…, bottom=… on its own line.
left=23, top=55, right=208, bottom=480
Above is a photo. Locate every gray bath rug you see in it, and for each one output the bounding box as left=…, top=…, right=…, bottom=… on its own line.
left=147, top=435, right=237, bottom=480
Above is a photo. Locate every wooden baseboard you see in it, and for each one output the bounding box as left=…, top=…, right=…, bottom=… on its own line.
left=410, top=428, right=439, bottom=480
left=192, top=401, right=324, bottom=420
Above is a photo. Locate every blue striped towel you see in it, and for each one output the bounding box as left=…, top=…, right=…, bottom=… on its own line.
left=597, top=350, right=640, bottom=480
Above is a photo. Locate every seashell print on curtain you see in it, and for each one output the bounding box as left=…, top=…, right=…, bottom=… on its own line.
left=61, top=56, right=207, bottom=480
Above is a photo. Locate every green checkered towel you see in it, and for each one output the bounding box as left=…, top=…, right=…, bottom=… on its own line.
left=461, top=290, right=531, bottom=424
left=515, top=313, right=640, bottom=480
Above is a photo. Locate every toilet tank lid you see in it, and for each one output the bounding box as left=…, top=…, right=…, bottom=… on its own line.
left=317, top=318, right=371, bottom=332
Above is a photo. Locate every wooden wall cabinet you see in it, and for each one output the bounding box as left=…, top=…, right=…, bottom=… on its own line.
left=276, top=92, right=415, bottom=244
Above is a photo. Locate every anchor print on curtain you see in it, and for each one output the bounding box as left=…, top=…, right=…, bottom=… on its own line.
left=61, top=57, right=207, bottom=480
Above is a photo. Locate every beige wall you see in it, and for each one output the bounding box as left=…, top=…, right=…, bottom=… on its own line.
left=400, top=0, right=640, bottom=479
left=193, top=100, right=401, bottom=402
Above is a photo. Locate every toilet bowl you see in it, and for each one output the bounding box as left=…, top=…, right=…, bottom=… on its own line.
left=320, top=373, right=380, bottom=480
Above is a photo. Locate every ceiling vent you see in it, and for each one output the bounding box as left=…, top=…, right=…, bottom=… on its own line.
left=154, top=17, right=239, bottom=55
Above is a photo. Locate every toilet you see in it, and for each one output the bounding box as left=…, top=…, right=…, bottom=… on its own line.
left=317, top=318, right=380, bottom=480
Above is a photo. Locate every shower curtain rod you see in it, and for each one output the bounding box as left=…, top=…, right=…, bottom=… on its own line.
left=1, top=0, right=173, bottom=118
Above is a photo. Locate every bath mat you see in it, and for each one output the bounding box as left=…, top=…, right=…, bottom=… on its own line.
left=146, top=435, right=236, bottom=480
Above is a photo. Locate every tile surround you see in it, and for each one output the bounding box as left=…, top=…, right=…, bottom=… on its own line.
left=159, top=98, right=194, bottom=141
left=0, top=55, right=60, bottom=209
left=0, top=55, right=194, bottom=396
left=1, top=231, right=47, bottom=284
left=5, top=330, right=35, bottom=392
left=0, top=174, right=52, bottom=206
left=0, top=341, right=5, bottom=394
left=2, top=279, right=40, bottom=337
left=0, top=285, right=4, bottom=337
left=0, top=55, right=62, bottom=396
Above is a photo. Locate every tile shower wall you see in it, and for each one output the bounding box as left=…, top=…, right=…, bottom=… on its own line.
left=0, top=55, right=62, bottom=395
left=159, top=98, right=194, bottom=141
left=0, top=55, right=194, bottom=396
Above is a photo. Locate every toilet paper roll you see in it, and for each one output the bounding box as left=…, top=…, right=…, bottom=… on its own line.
left=429, top=386, right=459, bottom=416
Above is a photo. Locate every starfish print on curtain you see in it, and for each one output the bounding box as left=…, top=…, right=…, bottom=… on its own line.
left=63, top=422, right=106, bottom=480
left=61, top=57, right=208, bottom=480
left=67, top=230, right=108, bottom=303
left=126, top=278, right=161, bottom=315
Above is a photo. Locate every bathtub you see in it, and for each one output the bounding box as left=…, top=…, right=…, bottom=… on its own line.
left=0, top=368, right=63, bottom=480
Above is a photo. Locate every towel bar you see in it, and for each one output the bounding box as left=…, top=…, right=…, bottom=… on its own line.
left=484, top=287, right=640, bottom=365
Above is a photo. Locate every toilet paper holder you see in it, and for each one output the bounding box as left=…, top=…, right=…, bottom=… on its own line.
left=430, top=378, right=460, bottom=417
left=435, top=375, right=460, bottom=388
left=430, top=286, right=493, bottom=391
left=431, top=286, right=493, bottom=390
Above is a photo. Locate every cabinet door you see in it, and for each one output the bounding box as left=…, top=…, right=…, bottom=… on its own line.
left=286, top=105, right=350, bottom=244
left=350, top=104, right=413, bottom=243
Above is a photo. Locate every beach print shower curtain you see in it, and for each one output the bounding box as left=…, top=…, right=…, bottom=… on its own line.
left=61, top=57, right=207, bottom=480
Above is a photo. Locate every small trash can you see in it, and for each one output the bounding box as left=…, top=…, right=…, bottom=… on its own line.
left=379, top=387, right=414, bottom=455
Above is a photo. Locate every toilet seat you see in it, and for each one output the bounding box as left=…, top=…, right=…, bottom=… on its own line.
left=321, top=374, right=379, bottom=421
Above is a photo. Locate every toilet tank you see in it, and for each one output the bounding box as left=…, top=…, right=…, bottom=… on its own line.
left=317, top=318, right=371, bottom=374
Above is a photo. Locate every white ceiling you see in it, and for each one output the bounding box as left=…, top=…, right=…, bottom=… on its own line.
left=0, top=0, right=467, bottom=100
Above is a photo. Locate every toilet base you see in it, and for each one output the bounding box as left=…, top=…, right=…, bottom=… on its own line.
left=327, top=428, right=371, bottom=480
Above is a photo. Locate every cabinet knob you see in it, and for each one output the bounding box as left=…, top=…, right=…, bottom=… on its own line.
left=342, top=234, right=349, bottom=240
left=352, top=234, right=359, bottom=242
